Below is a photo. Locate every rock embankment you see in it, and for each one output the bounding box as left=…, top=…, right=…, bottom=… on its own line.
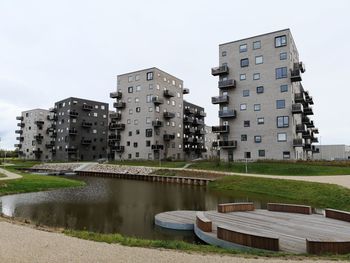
left=83, top=164, right=155, bottom=175
left=31, top=163, right=83, bottom=171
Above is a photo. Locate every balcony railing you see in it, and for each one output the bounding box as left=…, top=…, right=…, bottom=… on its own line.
left=151, top=144, right=164, bottom=150
left=304, top=143, right=312, bottom=151
left=292, top=103, right=303, bottom=114
left=218, top=79, right=236, bottom=89
left=163, top=112, right=175, bottom=119
left=110, top=113, right=122, bottom=120
left=312, top=146, right=320, bottom=153
left=16, top=136, right=24, bottom=141
left=113, top=102, right=126, bottom=109
left=193, top=119, right=204, bottom=126
left=152, top=120, right=163, bottom=127
left=311, top=137, right=319, bottom=143
left=69, top=129, right=78, bottom=135
left=81, top=121, right=93, bottom=128
left=112, top=145, right=125, bottom=152
left=302, top=116, right=310, bottom=124
left=14, top=144, right=22, bottom=148
left=196, top=111, right=206, bottom=117
left=184, top=137, right=194, bottom=143
left=33, top=149, right=43, bottom=155
left=109, top=134, right=121, bottom=141
left=194, top=138, right=204, bottom=144
left=304, top=106, right=314, bottom=115
left=296, top=124, right=306, bottom=133
left=195, top=129, right=205, bottom=135
left=17, top=123, right=25, bottom=128
left=15, top=130, right=23, bottom=134
left=302, top=130, right=311, bottom=139
left=306, top=120, right=315, bottom=128
left=152, top=96, right=164, bottom=105
left=49, top=108, right=57, bottom=113
left=212, top=125, right=229, bottom=133
left=219, top=140, right=237, bottom=148
left=184, top=107, right=195, bottom=115
left=219, top=109, right=236, bottom=118
left=305, top=96, right=314, bottom=105
left=34, top=135, right=44, bottom=141
left=67, top=147, right=78, bottom=153
left=81, top=139, right=92, bottom=145
left=212, top=141, right=218, bottom=147
left=82, top=104, right=93, bottom=111
left=291, top=69, right=302, bottom=82
left=313, top=128, right=319, bottom=134
left=35, top=120, right=44, bottom=126
left=184, top=127, right=195, bottom=134
left=163, top=134, right=175, bottom=141
left=183, top=116, right=194, bottom=123
left=211, top=65, right=229, bottom=76
left=69, top=111, right=79, bottom=118
left=109, top=123, right=125, bottom=130
left=16, top=116, right=23, bottom=121
left=163, top=90, right=175, bottom=97
left=110, top=91, right=122, bottom=99
left=294, top=93, right=305, bottom=103
left=183, top=88, right=190, bottom=94
left=293, top=138, right=304, bottom=147
left=211, top=95, right=229, bottom=104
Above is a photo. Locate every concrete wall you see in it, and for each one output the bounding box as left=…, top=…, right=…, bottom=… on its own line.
left=313, top=145, right=350, bottom=160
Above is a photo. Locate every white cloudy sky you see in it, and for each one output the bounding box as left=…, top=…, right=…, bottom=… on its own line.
left=1, top=0, right=350, bottom=150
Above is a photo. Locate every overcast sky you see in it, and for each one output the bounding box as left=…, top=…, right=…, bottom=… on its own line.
left=1, top=0, right=349, bottom=150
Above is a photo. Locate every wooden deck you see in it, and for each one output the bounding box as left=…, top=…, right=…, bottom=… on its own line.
left=154, top=210, right=196, bottom=230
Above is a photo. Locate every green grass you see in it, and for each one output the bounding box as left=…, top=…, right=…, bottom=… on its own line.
left=189, top=161, right=350, bottom=176
left=108, top=160, right=187, bottom=168
left=209, top=175, right=350, bottom=211
left=0, top=163, right=85, bottom=197
left=0, top=173, right=6, bottom=178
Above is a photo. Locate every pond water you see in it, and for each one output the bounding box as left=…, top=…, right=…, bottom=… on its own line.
left=0, top=176, right=278, bottom=242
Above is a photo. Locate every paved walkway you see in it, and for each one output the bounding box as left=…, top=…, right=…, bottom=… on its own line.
left=0, top=221, right=337, bottom=263
left=0, top=167, right=22, bottom=181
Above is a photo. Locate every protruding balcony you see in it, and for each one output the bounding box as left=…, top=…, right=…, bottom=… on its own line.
left=219, top=109, right=236, bottom=118
left=109, top=123, right=125, bottom=130
left=212, top=125, right=229, bottom=133
left=163, top=90, right=175, bottom=98
left=34, top=134, right=44, bottom=141
left=195, top=129, right=205, bottom=135
left=184, top=127, right=195, bottom=134
left=14, top=144, right=22, bottom=148
left=304, top=143, right=312, bottom=151
left=82, top=104, right=93, bottom=111
left=196, top=111, right=206, bottom=117
left=211, top=65, right=229, bottom=76
left=163, top=134, right=175, bottom=141
left=292, top=103, right=303, bottom=114
left=299, top=62, right=306, bottom=73
left=33, top=149, right=43, bottom=155
left=151, top=144, right=164, bottom=150
left=306, top=120, right=315, bottom=128
left=184, top=116, right=194, bottom=123
left=35, top=120, right=44, bottom=126
left=110, top=91, right=122, bottom=99
left=49, top=107, right=57, bottom=113
left=152, top=120, right=163, bottom=127
left=47, top=115, right=58, bottom=121
left=218, top=79, right=236, bottom=89
left=302, top=130, right=312, bottom=139
left=163, top=112, right=175, bottom=119
left=110, top=113, right=122, bottom=121
left=296, top=124, right=306, bottom=133
left=109, top=134, right=121, bottom=141
left=184, top=107, right=195, bottom=115
left=69, top=111, right=79, bottom=118
left=183, top=88, right=190, bottom=94
left=311, top=137, right=319, bottom=143
left=81, top=139, right=92, bottom=145
left=194, top=138, right=204, bottom=144
left=219, top=140, right=237, bottom=149
left=302, top=116, right=310, bottom=125
left=294, top=93, right=305, bottom=103
left=16, top=136, right=24, bottom=141
left=291, top=69, right=302, bottom=82
left=152, top=96, right=164, bottom=105
left=304, top=106, right=313, bottom=115
left=305, top=96, right=314, bottom=105
left=69, top=129, right=78, bottom=135
left=112, top=145, right=125, bottom=153
left=114, top=102, right=126, bottom=109
left=81, top=121, right=93, bottom=128
left=45, top=141, right=55, bottom=148
left=293, top=138, right=304, bottom=147
left=313, top=128, right=319, bottom=134
left=184, top=137, right=194, bottom=143
left=193, top=119, right=204, bottom=126
left=211, top=95, right=229, bottom=104
left=17, top=123, right=25, bottom=128
left=15, top=130, right=23, bottom=134
left=16, top=116, right=23, bottom=121
left=67, top=147, right=77, bottom=153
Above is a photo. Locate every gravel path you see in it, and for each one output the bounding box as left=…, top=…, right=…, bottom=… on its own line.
left=0, top=167, right=22, bottom=181
left=0, top=221, right=336, bottom=263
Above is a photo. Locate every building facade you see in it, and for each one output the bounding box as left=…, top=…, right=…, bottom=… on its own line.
left=51, top=97, right=109, bottom=161
left=313, top=145, right=350, bottom=160
left=203, top=125, right=219, bottom=160
left=211, top=29, right=318, bottom=161
left=15, top=109, right=52, bottom=161
left=183, top=101, right=206, bottom=160
left=110, top=67, right=189, bottom=160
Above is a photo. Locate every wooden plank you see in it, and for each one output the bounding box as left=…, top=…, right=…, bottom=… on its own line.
left=218, top=202, right=255, bottom=213
left=267, top=203, right=312, bottom=214
left=307, top=239, right=350, bottom=254
left=325, top=209, right=350, bottom=223
left=196, top=212, right=212, bottom=232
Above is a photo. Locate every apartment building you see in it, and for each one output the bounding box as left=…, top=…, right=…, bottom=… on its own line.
left=203, top=125, right=219, bottom=159
left=110, top=67, right=189, bottom=160
left=211, top=29, right=318, bottom=161
left=15, top=109, right=52, bottom=161
left=313, top=145, right=350, bottom=161
left=51, top=97, right=109, bottom=161
left=183, top=101, right=206, bottom=160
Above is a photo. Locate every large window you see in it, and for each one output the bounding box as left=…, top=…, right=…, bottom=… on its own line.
left=255, top=55, right=263, bottom=65
left=243, top=90, right=250, bottom=97
left=253, top=41, right=261, bottom=50
left=256, top=86, right=264, bottom=94
left=277, top=133, right=287, bottom=142
left=240, top=58, right=249, bottom=67
left=276, top=99, right=286, bottom=109
left=280, top=84, right=288, bottom=92
left=145, top=129, right=153, bottom=137
left=276, top=67, right=287, bottom=79
left=277, top=116, right=289, bottom=128
left=239, top=44, right=247, bottom=53
left=146, top=71, right=153, bottom=80
left=275, top=35, right=287, bottom=47
left=254, top=136, right=262, bottom=143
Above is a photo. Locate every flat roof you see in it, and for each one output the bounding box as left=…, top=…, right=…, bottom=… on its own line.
left=117, top=67, right=183, bottom=82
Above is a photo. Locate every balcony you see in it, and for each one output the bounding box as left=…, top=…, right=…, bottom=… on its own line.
left=163, top=134, right=175, bottom=141
left=184, top=116, right=194, bottom=123
left=14, top=144, right=22, bottom=148
left=15, top=130, right=23, bottom=134
left=184, top=137, right=194, bottom=143
left=152, top=96, right=164, bottom=105
left=16, top=116, right=23, bottom=121
left=163, top=112, right=175, bottom=119
left=302, top=116, right=310, bottom=125
left=312, top=146, right=320, bottom=153
left=34, top=135, right=44, bottom=141
left=110, top=91, right=122, bottom=99
left=294, top=93, right=305, bottom=103
left=306, top=120, right=315, bottom=128
left=109, top=134, right=121, bottom=141
left=67, top=147, right=78, bottom=153
left=293, top=138, right=304, bottom=147
left=81, top=121, right=93, bottom=128
left=219, top=109, right=236, bottom=118
left=296, top=124, right=306, bottom=133
left=45, top=141, right=55, bottom=148
left=69, top=129, right=78, bottom=135
left=49, top=108, right=57, bottom=113
left=291, top=69, right=302, bottom=82
left=110, top=113, right=122, bottom=121
left=183, top=88, right=190, bottom=94
left=302, top=131, right=312, bottom=139
left=305, top=96, right=314, bottom=105
left=313, top=128, right=319, bottom=134
left=35, top=120, right=44, bottom=126
left=196, top=111, right=206, bottom=117
left=304, top=106, right=314, bottom=115
left=163, top=90, right=175, bottom=98
left=17, top=123, right=25, bottom=128
left=219, top=140, right=237, bottom=149
left=81, top=139, right=92, bottom=145
left=16, top=136, right=24, bottom=141
left=211, top=65, right=229, bottom=76
left=218, top=79, right=236, bottom=89
left=82, top=104, right=93, bottom=111
left=46, top=127, right=55, bottom=133
left=50, top=132, right=57, bottom=137
left=111, top=145, right=125, bottom=153
left=311, top=137, right=319, bottom=143
left=184, top=107, right=195, bottom=115
left=304, top=143, right=312, bottom=151
left=152, top=120, right=163, bottom=127
left=110, top=123, right=125, bottom=130
left=69, top=111, right=79, bottom=118
left=194, top=138, right=204, bottom=144
left=292, top=103, right=303, bottom=114
left=195, top=129, right=205, bottom=135
left=193, top=119, right=204, bottom=126
left=212, top=125, right=229, bottom=133
left=33, top=149, right=43, bottom=155
left=113, top=102, right=126, bottom=109
left=184, top=127, right=195, bottom=134
left=151, top=144, right=164, bottom=150
left=212, top=95, right=229, bottom=104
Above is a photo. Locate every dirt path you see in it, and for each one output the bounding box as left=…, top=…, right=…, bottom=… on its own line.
left=0, top=167, right=22, bottom=181
left=0, top=221, right=337, bottom=263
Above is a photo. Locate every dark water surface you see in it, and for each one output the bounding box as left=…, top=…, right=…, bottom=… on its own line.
left=0, top=176, right=274, bottom=242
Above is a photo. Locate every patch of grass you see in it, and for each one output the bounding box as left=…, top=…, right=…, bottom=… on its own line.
left=209, top=175, right=350, bottom=211
left=108, top=160, right=187, bottom=168
left=190, top=161, right=350, bottom=176
left=0, top=173, right=6, bottom=178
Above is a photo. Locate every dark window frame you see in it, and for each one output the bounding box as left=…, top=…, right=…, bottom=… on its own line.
left=275, top=35, right=287, bottom=48
left=240, top=58, right=249, bottom=68
left=277, top=116, right=289, bottom=128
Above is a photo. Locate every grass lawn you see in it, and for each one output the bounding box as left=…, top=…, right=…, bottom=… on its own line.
left=189, top=161, right=350, bottom=176
left=0, top=173, right=6, bottom=178
left=108, top=160, right=187, bottom=168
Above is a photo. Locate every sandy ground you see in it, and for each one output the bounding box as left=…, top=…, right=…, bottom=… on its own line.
left=0, top=221, right=338, bottom=263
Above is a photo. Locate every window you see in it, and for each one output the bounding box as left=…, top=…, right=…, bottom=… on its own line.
left=243, top=90, right=250, bottom=97
left=146, top=140, right=151, bottom=147
left=135, top=97, right=139, bottom=103
left=128, top=76, right=133, bottom=82
left=145, top=129, right=153, bottom=137
left=146, top=94, right=152, bottom=103
left=135, top=74, right=140, bottom=81
left=276, top=100, right=286, bottom=109
left=283, top=151, right=291, bottom=159
left=129, top=109, right=133, bottom=115
left=241, top=134, right=247, bottom=141
left=255, top=55, right=263, bottom=64
left=222, top=51, right=227, bottom=57
left=136, top=107, right=141, bottom=113
left=254, top=136, right=262, bottom=143
left=128, top=131, right=132, bottom=136
left=240, top=58, right=249, bottom=67
left=136, top=129, right=140, bottom=135
left=258, top=150, right=265, bottom=157
left=280, top=52, right=287, bottom=60
left=277, top=133, right=287, bottom=142
left=146, top=117, right=151, bottom=124
left=134, top=119, right=138, bottom=125
left=135, top=152, right=139, bottom=157
left=127, top=119, right=131, bottom=124
left=128, top=154, right=132, bottom=159
left=136, top=85, right=141, bottom=92
left=149, top=84, right=153, bottom=90
left=253, top=73, right=260, bottom=80
left=133, top=142, right=138, bottom=148
left=240, top=103, right=247, bottom=111
left=277, top=116, right=289, bottom=128
left=146, top=72, right=153, bottom=80
left=254, top=104, right=261, bottom=111
left=280, top=84, right=288, bottom=92
left=244, top=152, right=251, bottom=158
left=239, top=44, right=247, bottom=52
left=275, top=35, right=287, bottom=47
left=257, top=117, right=264, bottom=125
left=148, top=107, right=153, bottom=112
left=256, top=86, right=264, bottom=94
left=253, top=41, right=261, bottom=50
left=240, top=74, right=246, bottom=81
left=276, top=67, right=287, bottom=79
left=127, top=141, right=130, bottom=146
left=128, top=86, right=133, bottom=93
left=244, top=120, right=250, bottom=127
